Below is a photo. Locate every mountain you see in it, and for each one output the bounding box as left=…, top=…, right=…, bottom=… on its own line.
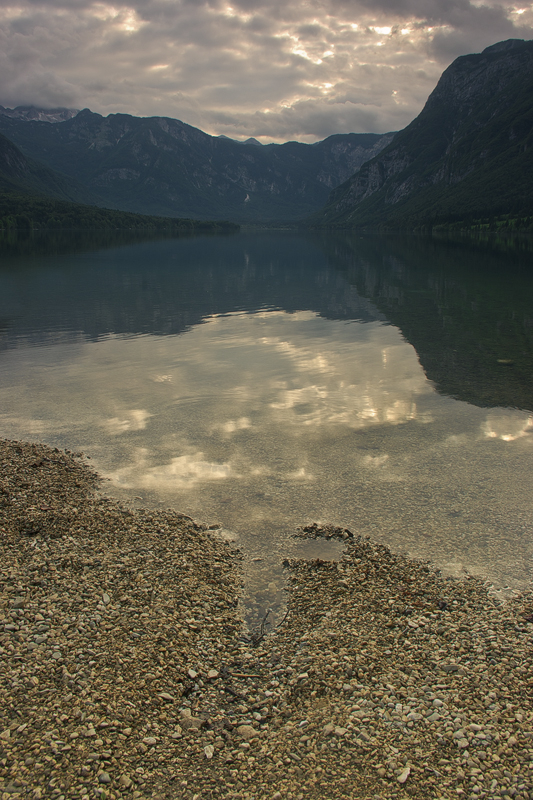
left=314, top=39, right=533, bottom=230
left=0, top=110, right=393, bottom=222
left=0, top=105, right=79, bottom=123
left=0, top=132, right=238, bottom=232
left=217, top=135, right=262, bottom=145
left=0, top=130, right=92, bottom=202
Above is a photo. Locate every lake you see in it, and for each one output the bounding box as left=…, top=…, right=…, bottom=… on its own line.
left=1, top=229, right=533, bottom=627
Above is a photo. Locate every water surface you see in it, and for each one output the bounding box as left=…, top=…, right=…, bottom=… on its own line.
left=1, top=230, right=533, bottom=626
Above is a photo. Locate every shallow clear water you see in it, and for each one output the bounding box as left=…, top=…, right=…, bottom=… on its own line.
left=2, top=230, right=533, bottom=626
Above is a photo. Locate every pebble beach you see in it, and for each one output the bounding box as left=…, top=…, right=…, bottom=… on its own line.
left=1, top=438, right=533, bottom=800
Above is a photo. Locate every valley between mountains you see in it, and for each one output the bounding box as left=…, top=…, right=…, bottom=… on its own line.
left=0, top=38, right=532, bottom=231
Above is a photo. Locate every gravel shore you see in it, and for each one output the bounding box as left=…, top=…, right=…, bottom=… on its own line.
left=1, top=439, right=533, bottom=800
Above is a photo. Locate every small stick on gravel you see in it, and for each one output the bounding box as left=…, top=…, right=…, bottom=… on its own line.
left=250, top=607, right=272, bottom=647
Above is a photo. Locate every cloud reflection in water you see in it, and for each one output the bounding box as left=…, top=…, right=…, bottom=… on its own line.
left=109, top=448, right=234, bottom=490
left=1, top=308, right=533, bottom=598
left=482, top=411, right=533, bottom=442
left=103, top=409, right=153, bottom=434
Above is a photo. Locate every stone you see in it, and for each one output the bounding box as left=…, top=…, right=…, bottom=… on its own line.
left=397, top=766, right=411, bottom=784
left=179, top=713, right=203, bottom=731
left=236, top=725, right=257, bottom=740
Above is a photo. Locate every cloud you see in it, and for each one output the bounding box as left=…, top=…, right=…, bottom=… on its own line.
left=0, top=0, right=531, bottom=140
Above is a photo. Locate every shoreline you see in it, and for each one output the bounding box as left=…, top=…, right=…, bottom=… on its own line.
left=1, top=439, right=533, bottom=800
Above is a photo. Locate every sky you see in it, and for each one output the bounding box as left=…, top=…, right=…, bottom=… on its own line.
left=0, top=1, right=532, bottom=143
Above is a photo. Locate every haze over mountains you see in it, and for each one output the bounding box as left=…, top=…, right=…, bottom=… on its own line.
left=0, top=38, right=532, bottom=229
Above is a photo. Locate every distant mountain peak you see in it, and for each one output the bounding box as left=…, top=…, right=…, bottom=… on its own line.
left=217, top=134, right=263, bottom=145
left=0, top=105, right=80, bottom=123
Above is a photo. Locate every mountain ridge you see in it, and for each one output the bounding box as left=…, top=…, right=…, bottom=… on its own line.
left=0, top=110, right=394, bottom=223
left=0, top=105, right=80, bottom=124
left=313, top=39, right=533, bottom=230
left=3, top=37, right=531, bottom=230
left=0, top=132, right=238, bottom=232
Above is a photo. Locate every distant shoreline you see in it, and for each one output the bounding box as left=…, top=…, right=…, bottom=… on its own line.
left=0, top=192, right=240, bottom=233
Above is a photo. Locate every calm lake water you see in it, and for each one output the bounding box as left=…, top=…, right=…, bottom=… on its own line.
left=1, top=229, right=533, bottom=626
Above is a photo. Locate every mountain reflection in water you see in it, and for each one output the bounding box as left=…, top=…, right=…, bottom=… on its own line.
left=321, top=232, right=533, bottom=411
left=1, top=230, right=533, bottom=627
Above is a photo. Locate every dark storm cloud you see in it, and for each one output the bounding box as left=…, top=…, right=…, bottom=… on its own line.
left=0, top=0, right=531, bottom=141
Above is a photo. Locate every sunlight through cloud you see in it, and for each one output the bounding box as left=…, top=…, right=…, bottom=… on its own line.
left=0, top=1, right=531, bottom=150
left=90, top=4, right=146, bottom=33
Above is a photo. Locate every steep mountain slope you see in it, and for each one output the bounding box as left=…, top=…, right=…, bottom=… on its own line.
left=0, top=131, right=94, bottom=203
left=0, top=111, right=393, bottom=222
left=314, top=39, right=533, bottom=229
left=0, top=132, right=238, bottom=231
